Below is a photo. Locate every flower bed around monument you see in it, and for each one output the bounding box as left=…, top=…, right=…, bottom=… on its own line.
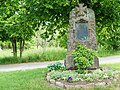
left=46, top=62, right=119, bottom=89
left=46, top=44, right=119, bottom=89
left=47, top=69, right=118, bottom=82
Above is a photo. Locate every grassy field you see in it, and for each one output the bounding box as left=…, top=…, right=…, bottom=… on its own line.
left=0, top=47, right=66, bottom=65
left=97, top=48, right=120, bottom=57
left=0, top=63, right=120, bottom=90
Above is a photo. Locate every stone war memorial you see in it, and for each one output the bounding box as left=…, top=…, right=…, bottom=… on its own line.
left=65, top=4, right=99, bottom=69
left=47, top=4, right=119, bottom=89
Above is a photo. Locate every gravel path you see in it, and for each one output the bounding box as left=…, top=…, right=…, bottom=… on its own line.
left=0, top=55, right=120, bottom=72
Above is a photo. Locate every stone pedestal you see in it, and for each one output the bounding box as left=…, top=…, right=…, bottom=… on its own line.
left=64, top=55, right=74, bottom=69
left=88, top=57, right=99, bottom=70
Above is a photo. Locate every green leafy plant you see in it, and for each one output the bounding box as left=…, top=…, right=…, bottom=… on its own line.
left=72, top=43, right=97, bottom=73
left=47, top=62, right=65, bottom=71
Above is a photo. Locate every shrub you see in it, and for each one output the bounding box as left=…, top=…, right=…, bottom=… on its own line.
left=72, top=43, right=96, bottom=73
left=47, top=62, right=65, bottom=71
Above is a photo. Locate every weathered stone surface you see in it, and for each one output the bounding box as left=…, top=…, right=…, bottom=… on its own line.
left=88, top=57, right=99, bottom=69
left=72, top=83, right=93, bottom=88
left=106, top=81, right=112, bottom=85
left=50, top=79, right=55, bottom=84
left=55, top=82, right=64, bottom=87
left=87, top=83, right=95, bottom=87
left=95, top=82, right=106, bottom=86
left=46, top=75, right=51, bottom=81
left=64, top=55, right=74, bottom=69
left=64, top=84, right=75, bottom=88
left=65, top=3, right=99, bottom=69
left=74, top=85, right=87, bottom=88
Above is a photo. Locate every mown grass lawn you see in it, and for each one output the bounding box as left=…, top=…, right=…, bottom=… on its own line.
left=0, top=63, right=120, bottom=90
left=0, top=68, right=63, bottom=90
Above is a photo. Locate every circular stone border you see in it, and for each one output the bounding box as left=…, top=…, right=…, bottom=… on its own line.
left=46, top=73, right=118, bottom=89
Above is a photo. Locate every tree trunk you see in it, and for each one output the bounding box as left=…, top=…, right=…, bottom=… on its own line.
left=36, top=36, right=39, bottom=49
left=20, top=39, right=25, bottom=58
left=12, top=37, right=17, bottom=57
left=36, top=32, right=40, bottom=49
left=112, top=44, right=119, bottom=50
left=1, top=43, right=4, bottom=50
left=8, top=43, right=12, bottom=49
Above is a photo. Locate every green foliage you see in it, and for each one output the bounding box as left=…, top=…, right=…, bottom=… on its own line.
left=57, top=32, right=68, bottom=48
left=72, top=44, right=96, bottom=73
left=94, top=0, right=120, bottom=50
left=97, top=25, right=120, bottom=50
left=49, top=69, right=119, bottom=82
left=0, top=41, right=12, bottom=49
left=0, top=0, right=35, bottom=41
left=47, top=62, right=65, bottom=71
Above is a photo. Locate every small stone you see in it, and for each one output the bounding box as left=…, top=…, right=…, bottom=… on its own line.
left=55, top=82, right=64, bottom=87
left=46, top=75, right=51, bottom=81
left=74, top=85, right=86, bottom=88
left=113, top=79, right=117, bottom=82
left=50, top=79, right=55, bottom=84
left=74, top=85, right=80, bottom=88
left=64, top=85, right=75, bottom=89
left=95, top=82, right=106, bottom=86
left=87, top=83, right=94, bottom=87
left=106, top=81, right=112, bottom=85
left=47, top=73, right=50, bottom=76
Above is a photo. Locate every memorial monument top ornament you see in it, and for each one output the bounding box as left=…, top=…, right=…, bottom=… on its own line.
left=65, top=3, right=99, bottom=69
left=76, top=4, right=87, bottom=17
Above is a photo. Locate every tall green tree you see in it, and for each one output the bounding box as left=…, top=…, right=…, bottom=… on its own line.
left=0, top=0, right=38, bottom=57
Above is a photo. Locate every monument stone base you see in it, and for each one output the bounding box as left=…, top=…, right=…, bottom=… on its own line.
left=88, top=57, right=99, bottom=70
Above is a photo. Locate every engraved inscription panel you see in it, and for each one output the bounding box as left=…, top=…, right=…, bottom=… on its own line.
left=75, top=21, right=88, bottom=40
